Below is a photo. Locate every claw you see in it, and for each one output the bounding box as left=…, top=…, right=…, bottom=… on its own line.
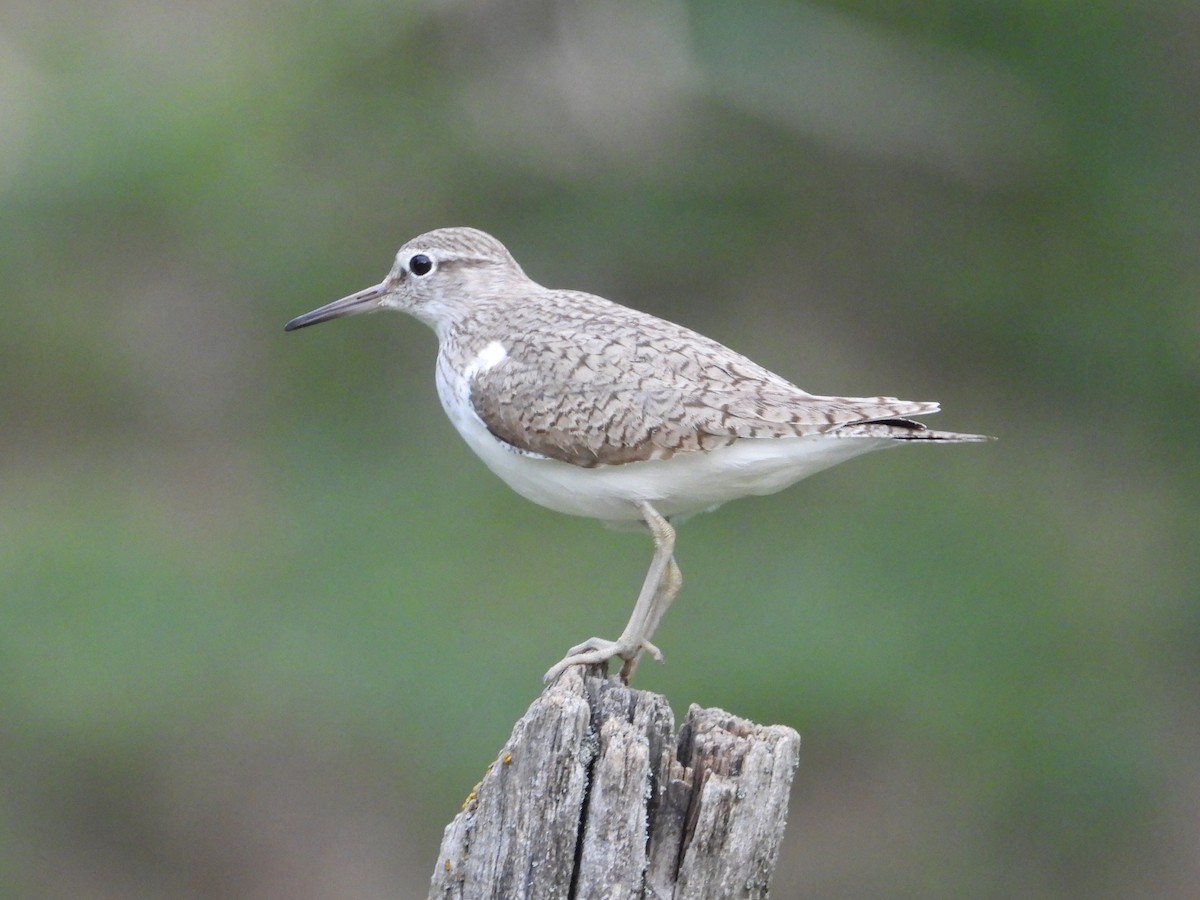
left=542, top=637, right=639, bottom=683
left=542, top=635, right=668, bottom=684
left=640, top=639, right=663, bottom=662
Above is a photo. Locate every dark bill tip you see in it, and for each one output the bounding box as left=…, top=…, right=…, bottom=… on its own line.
left=283, top=282, right=388, bottom=333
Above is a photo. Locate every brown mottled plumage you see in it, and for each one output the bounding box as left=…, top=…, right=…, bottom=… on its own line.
left=467, top=307, right=941, bottom=466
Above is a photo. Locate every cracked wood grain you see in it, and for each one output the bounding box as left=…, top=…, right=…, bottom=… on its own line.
left=428, top=667, right=800, bottom=899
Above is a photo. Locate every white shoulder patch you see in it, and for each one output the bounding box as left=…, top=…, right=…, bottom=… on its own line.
left=463, top=340, right=508, bottom=380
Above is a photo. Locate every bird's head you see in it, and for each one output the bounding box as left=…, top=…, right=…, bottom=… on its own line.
left=284, top=227, right=526, bottom=336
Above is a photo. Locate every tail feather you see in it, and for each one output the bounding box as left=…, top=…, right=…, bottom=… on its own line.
left=834, top=415, right=993, bottom=442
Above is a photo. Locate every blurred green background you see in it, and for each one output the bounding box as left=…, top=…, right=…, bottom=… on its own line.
left=3, top=0, right=1197, bottom=896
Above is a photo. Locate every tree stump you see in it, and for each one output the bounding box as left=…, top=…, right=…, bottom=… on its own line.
left=428, top=666, right=800, bottom=899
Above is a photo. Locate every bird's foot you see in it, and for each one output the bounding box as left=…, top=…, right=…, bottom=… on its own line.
left=542, top=637, right=663, bottom=684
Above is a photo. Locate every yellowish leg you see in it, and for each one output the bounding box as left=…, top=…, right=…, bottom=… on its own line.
left=618, top=555, right=682, bottom=683
left=542, top=501, right=680, bottom=684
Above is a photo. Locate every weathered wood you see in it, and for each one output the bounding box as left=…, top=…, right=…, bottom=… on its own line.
left=428, top=666, right=800, bottom=899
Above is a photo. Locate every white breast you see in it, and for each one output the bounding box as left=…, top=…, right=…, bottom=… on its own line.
left=434, top=344, right=893, bottom=524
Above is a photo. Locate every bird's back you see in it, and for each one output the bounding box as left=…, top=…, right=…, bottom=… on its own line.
left=448, top=285, right=960, bottom=468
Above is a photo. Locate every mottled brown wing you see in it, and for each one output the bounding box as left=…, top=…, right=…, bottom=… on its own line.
left=466, top=329, right=939, bottom=467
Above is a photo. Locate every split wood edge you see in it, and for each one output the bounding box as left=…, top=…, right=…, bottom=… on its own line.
left=428, top=666, right=801, bottom=899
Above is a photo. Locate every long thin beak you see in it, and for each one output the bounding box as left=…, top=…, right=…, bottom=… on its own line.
left=284, top=282, right=388, bottom=332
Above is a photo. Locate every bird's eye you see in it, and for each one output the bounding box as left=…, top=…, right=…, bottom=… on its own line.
left=409, top=254, right=433, bottom=276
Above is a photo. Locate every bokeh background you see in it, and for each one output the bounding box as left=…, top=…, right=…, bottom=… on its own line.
left=3, top=1, right=1198, bottom=897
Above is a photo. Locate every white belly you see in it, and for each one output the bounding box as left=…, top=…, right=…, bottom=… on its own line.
left=435, top=350, right=892, bottom=523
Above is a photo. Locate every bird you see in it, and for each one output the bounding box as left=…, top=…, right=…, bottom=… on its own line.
left=284, top=227, right=990, bottom=683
